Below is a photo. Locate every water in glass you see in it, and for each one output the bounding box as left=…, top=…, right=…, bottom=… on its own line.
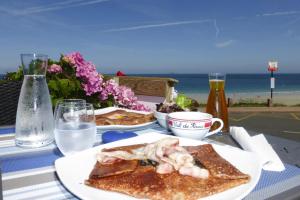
left=54, top=122, right=96, bottom=155
left=54, top=102, right=96, bottom=156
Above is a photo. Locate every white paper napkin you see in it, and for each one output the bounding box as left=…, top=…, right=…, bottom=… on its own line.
left=230, top=126, right=285, bottom=171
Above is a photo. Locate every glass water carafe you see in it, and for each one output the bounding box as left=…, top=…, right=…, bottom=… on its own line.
left=206, top=73, right=229, bottom=133
left=15, top=54, right=54, bottom=147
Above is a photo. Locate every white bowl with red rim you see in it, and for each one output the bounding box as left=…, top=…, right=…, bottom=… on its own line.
left=167, top=112, right=224, bottom=140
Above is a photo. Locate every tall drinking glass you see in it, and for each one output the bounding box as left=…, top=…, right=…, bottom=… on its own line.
left=54, top=103, right=96, bottom=156
left=206, top=73, right=229, bottom=133
left=15, top=54, right=54, bottom=147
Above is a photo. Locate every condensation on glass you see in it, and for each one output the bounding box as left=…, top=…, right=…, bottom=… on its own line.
left=15, top=54, right=54, bottom=148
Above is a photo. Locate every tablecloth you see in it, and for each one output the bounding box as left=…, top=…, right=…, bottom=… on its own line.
left=1, top=124, right=300, bottom=200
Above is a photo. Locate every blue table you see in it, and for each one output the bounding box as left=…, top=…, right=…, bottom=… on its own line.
left=1, top=124, right=300, bottom=200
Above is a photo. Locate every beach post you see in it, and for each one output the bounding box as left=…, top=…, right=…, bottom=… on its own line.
left=268, top=61, right=278, bottom=101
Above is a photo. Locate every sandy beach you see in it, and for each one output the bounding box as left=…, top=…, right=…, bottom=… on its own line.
left=186, top=91, right=300, bottom=106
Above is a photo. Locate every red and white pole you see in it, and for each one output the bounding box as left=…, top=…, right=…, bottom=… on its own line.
left=268, top=61, right=278, bottom=100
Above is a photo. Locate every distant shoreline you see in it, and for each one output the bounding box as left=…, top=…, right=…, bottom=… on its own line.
left=1, top=73, right=300, bottom=78
left=1, top=73, right=299, bottom=106
left=125, top=73, right=300, bottom=75
left=186, top=91, right=300, bottom=106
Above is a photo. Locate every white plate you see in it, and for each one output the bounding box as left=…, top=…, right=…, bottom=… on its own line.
left=55, top=132, right=262, bottom=200
left=94, top=107, right=156, bottom=130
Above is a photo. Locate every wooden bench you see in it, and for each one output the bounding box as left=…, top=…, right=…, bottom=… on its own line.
left=108, top=76, right=178, bottom=110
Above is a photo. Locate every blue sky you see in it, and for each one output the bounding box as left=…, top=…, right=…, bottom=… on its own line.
left=0, top=0, right=299, bottom=74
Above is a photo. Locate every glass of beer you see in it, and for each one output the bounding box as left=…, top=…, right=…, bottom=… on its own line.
left=206, top=73, right=229, bottom=133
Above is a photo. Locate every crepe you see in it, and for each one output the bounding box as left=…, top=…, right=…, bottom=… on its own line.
left=95, top=110, right=155, bottom=126
left=85, top=143, right=250, bottom=200
left=186, top=144, right=250, bottom=179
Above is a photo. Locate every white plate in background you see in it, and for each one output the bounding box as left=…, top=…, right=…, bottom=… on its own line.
left=94, top=107, right=156, bottom=130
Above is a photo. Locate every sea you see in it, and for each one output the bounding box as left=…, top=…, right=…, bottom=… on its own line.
left=131, top=73, right=300, bottom=93
left=2, top=73, right=300, bottom=103
left=130, top=73, right=300, bottom=104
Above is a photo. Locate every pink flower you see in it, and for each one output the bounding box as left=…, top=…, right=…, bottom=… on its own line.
left=63, top=52, right=102, bottom=96
left=116, top=86, right=137, bottom=105
left=78, top=63, right=103, bottom=96
left=113, top=85, right=150, bottom=111
left=97, top=79, right=149, bottom=111
left=99, top=79, right=119, bottom=100
left=61, top=51, right=149, bottom=111
left=131, top=103, right=151, bottom=112
left=64, top=52, right=85, bottom=66
left=48, top=64, right=62, bottom=74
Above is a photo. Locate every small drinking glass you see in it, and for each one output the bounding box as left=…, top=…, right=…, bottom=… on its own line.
left=54, top=102, right=96, bottom=156
left=54, top=99, right=86, bottom=118
left=56, top=99, right=86, bottom=105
